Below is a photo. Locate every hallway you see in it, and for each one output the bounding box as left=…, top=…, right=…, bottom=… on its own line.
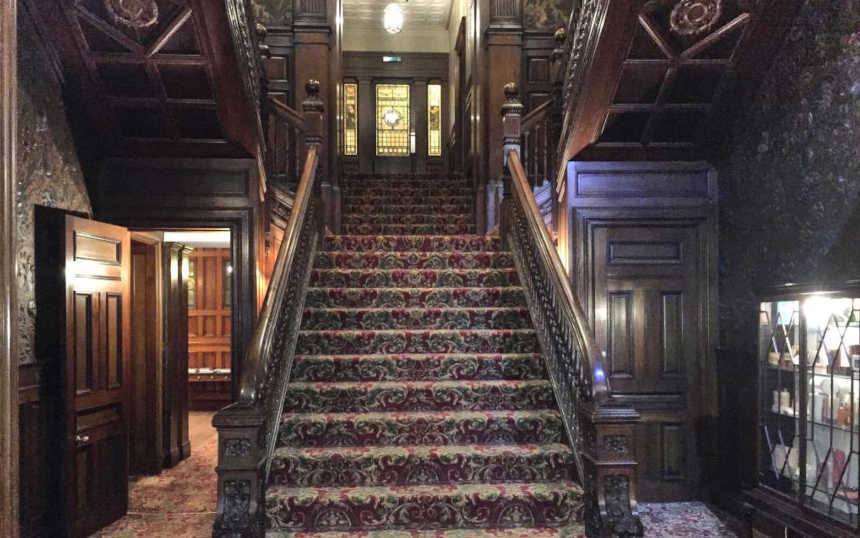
left=91, top=412, right=217, bottom=538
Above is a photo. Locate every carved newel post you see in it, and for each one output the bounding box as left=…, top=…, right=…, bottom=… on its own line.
left=496, top=82, right=523, bottom=235
left=302, top=79, right=329, bottom=230
left=212, top=396, right=265, bottom=537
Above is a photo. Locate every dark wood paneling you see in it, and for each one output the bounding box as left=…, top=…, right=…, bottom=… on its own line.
left=568, top=160, right=718, bottom=502
left=129, top=239, right=163, bottom=475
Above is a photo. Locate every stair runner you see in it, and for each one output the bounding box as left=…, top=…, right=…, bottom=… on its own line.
left=265, top=176, right=584, bottom=537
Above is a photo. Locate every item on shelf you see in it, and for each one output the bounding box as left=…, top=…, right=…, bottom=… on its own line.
left=780, top=388, right=793, bottom=415
left=768, top=351, right=780, bottom=366
left=836, top=390, right=852, bottom=429
left=772, top=390, right=780, bottom=413
left=773, top=444, right=788, bottom=475
left=833, top=449, right=847, bottom=490
left=821, top=391, right=832, bottom=424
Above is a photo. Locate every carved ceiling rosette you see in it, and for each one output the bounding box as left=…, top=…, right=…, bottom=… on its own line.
left=669, top=0, right=722, bottom=36
left=104, top=0, right=159, bottom=29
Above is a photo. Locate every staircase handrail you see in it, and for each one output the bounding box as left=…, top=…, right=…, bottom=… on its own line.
left=212, top=80, right=325, bottom=538
left=500, top=83, right=643, bottom=537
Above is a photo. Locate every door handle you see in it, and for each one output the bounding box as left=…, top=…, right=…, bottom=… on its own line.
left=75, top=434, right=90, bottom=445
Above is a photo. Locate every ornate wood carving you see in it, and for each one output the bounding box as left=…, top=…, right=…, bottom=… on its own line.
left=500, top=84, right=642, bottom=537
left=104, top=0, right=159, bottom=29
left=669, top=0, right=723, bottom=35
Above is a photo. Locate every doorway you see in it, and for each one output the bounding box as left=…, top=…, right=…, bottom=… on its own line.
left=127, top=229, right=232, bottom=478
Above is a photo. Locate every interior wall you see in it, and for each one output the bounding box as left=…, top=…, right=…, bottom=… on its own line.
left=16, top=2, right=91, bottom=367
left=16, top=4, right=93, bottom=535
left=714, top=0, right=860, bottom=499
left=717, top=0, right=860, bottom=351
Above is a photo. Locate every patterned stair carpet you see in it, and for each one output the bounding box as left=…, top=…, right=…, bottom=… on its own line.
left=266, top=176, right=584, bottom=536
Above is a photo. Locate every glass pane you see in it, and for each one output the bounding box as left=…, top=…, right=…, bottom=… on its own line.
left=376, top=84, right=410, bottom=156
left=759, top=300, right=801, bottom=497
left=343, top=83, right=358, bottom=156
left=187, top=258, right=196, bottom=309
left=803, top=295, right=858, bottom=525
left=223, top=259, right=232, bottom=308
left=428, top=83, right=442, bottom=157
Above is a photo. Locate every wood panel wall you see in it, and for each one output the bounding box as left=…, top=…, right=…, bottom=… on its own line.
left=187, top=248, right=232, bottom=372
left=566, top=160, right=719, bottom=502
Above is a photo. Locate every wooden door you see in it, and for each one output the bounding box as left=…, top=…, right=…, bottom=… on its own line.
left=593, top=224, right=703, bottom=501
left=62, top=215, right=130, bottom=537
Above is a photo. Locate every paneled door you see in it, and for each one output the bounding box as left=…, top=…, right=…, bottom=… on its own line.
left=62, top=215, right=131, bottom=537
left=592, top=223, right=704, bottom=501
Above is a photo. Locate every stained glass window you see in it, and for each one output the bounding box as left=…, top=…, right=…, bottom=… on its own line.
left=428, top=84, right=442, bottom=157
left=343, top=83, right=358, bottom=156
left=376, top=84, right=410, bottom=156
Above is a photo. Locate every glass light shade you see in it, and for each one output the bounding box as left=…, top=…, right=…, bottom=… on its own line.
left=383, top=3, right=404, bottom=34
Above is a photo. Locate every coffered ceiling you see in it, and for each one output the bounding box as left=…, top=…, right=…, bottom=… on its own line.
left=344, top=0, right=452, bottom=30
left=25, top=0, right=256, bottom=158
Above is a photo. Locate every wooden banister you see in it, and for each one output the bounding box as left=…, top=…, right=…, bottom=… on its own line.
left=212, top=81, right=324, bottom=538
left=500, top=83, right=643, bottom=538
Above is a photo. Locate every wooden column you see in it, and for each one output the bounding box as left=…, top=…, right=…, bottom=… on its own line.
left=358, top=77, right=373, bottom=175
left=0, top=0, right=17, bottom=534
left=162, top=243, right=191, bottom=467
left=413, top=79, right=428, bottom=174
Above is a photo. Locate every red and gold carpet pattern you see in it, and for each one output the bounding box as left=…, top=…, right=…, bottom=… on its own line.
left=266, top=176, right=585, bottom=535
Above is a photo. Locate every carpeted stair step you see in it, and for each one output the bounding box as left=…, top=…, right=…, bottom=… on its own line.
left=343, top=213, right=473, bottom=225
left=315, top=251, right=514, bottom=270
left=300, top=307, right=532, bottom=331
left=266, top=525, right=585, bottom=537
left=265, top=481, right=584, bottom=532
left=345, top=187, right=474, bottom=198
left=345, top=203, right=471, bottom=215
left=344, top=178, right=469, bottom=188
left=309, top=268, right=519, bottom=288
left=344, top=194, right=471, bottom=206
left=291, top=353, right=547, bottom=382
left=277, top=410, right=566, bottom=448
left=342, top=223, right=477, bottom=235
left=282, top=379, right=555, bottom=413
left=322, top=235, right=501, bottom=252
left=295, top=329, right=540, bottom=355
left=268, top=443, right=575, bottom=487
left=304, top=287, right=527, bottom=309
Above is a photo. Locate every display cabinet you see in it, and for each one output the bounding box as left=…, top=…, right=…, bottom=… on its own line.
left=747, top=282, right=859, bottom=537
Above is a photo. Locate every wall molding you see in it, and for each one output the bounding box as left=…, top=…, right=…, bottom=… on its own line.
left=0, top=0, right=18, bottom=534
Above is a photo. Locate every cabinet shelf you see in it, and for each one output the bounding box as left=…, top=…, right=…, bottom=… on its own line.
left=753, top=285, right=860, bottom=534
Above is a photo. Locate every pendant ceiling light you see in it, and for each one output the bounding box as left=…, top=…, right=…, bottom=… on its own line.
left=383, top=3, right=404, bottom=34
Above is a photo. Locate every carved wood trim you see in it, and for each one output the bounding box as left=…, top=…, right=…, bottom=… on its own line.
left=0, top=0, right=18, bottom=534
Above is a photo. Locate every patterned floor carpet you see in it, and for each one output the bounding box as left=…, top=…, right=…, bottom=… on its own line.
left=91, top=413, right=217, bottom=538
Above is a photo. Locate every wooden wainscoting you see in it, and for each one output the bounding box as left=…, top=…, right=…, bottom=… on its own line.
left=187, top=247, right=232, bottom=411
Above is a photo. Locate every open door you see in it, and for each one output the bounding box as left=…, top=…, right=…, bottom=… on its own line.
left=62, top=215, right=131, bottom=536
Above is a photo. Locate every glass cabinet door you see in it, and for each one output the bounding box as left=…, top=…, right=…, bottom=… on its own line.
left=759, top=299, right=801, bottom=497
left=802, top=295, right=859, bottom=525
